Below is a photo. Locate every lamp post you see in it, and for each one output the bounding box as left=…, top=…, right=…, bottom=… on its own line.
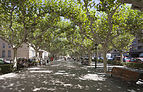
left=95, top=43, right=98, bottom=68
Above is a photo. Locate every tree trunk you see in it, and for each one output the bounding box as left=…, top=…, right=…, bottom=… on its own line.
left=103, top=46, right=108, bottom=73
left=88, top=52, right=92, bottom=66
left=35, top=50, right=40, bottom=62
left=120, top=52, right=123, bottom=63
left=95, top=49, right=98, bottom=68
left=13, top=48, right=17, bottom=69
left=96, top=47, right=98, bottom=63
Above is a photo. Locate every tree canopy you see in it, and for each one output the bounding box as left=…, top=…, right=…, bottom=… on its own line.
left=0, top=0, right=142, bottom=72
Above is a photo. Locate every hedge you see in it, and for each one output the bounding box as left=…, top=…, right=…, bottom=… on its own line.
left=0, top=64, right=13, bottom=74
left=125, top=62, right=143, bottom=69
left=107, top=60, right=123, bottom=65
left=96, top=59, right=103, bottom=63
left=107, top=61, right=143, bottom=69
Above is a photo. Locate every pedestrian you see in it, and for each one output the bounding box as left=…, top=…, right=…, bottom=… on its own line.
left=39, top=60, right=41, bottom=66
left=64, top=57, right=66, bottom=61
left=50, top=57, right=54, bottom=61
left=50, top=57, right=54, bottom=64
left=47, top=59, right=49, bottom=63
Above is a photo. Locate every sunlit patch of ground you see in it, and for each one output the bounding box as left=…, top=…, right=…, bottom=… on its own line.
left=29, top=70, right=53, bottom=73
left=54, top=70, right=76, bottom=77
left=50, top=64, right=61, bottom=67
left=79, top=74, right=106, bottom=81
left=54, top=72, right=69, bottom=75
left=0, top=73, right=17, bottom=80
left=87, top=65, right=95, bottom=68
left=33, top=87, right=49, bottom=91
left=27, top=67, right=44, bottom=70
left=0, top=60, right=142, bottom=92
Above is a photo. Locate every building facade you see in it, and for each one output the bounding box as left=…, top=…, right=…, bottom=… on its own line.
left=0, top=38, right=49, bottom=60
left=0, top=38, right=13, bottom=60
left=130, top=31, right=143, bottom=57
left=108, top=31, right=143, bottom=58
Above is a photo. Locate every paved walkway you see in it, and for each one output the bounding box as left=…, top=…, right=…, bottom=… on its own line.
left=0, top=59, right=142, bottom=92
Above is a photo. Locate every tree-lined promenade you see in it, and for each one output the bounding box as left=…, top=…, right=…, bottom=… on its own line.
left=0, top=60, right=143, bottom=92
left=0, top=0, right=143, bottom=72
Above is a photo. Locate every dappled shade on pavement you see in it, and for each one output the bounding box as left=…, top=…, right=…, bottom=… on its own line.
left=0, top=59, right=142, bottom=92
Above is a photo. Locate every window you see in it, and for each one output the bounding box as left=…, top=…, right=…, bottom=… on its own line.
left=138, top=40, right=141, bottom=43
left=138, top=46, right=142, bottom=50
left=2, top=50, right=5, bottom=58
left=8, top=50, right=11, bottom=57
left=2, top=43, right=5, bottom=48
left=8, top=45, right=11, bottom=48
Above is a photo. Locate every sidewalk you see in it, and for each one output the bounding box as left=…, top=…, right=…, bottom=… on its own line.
left=0, top=60, right=142, bottom=92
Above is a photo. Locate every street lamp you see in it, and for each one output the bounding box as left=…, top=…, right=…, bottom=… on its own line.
left=95, top=43, right=98, bottom=68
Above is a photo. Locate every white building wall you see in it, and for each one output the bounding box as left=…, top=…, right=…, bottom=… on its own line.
left=17, top=43, right=29, bottom=59
left=43, top=51, right=49, bottom=59
left=29, top=46, right=36, bottom=59
left=0, top=38, right=49, bottom=60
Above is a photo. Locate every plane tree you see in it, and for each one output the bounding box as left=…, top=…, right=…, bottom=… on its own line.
left=125, top=9, right=143, bottom=42
left=111, top=33, right=135, bottom=62
left=0, top=0, right=60, bottom=68
left=94, top=0, right=124, bottom=72
left=61, top=0, right=123, bottom=71
left=110, top=6, right=142, bottom=62
left=65, top=24, right=95, bottom=65
left=56, top=0, right=123, bottom=71
left=44, top=0, right=132, bottom=69
left=26, top=12, right=61, bottom=60
left=73, top=0, right=138, bottom=72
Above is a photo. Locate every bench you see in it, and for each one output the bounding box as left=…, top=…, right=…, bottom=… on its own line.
left=111, top=67, right=143, bottom=83
left=139, top=73, right=143, bottom=80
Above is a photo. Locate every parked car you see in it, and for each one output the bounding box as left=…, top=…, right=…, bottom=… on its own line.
left=0, top=58, right=11, bottom=64
left=4, top=59, right=12, bottom=64
left=136, top=58, right=143, bottom=62
left=0, top=58, right=5, bottom=64
left=130, top=58, right=143, bottom=63
left=98, top=57, right=103, bottom=60
left=139, top=53, right=143, bottom=57
left=107, top=57, right=114, bottom=61
left=123, top=57, right=131, bottom=62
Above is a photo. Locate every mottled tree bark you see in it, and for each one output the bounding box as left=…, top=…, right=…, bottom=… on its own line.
left=88, top=52, right=92, bottom=66
left=13, top=48, right=17, bottom=69
left=103, top=45, right=108, bottom=73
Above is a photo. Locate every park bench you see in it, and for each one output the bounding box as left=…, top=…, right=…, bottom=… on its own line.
left=139, top=73, right=143, bottom=80
left=111, top=67, right=143, bottom=83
